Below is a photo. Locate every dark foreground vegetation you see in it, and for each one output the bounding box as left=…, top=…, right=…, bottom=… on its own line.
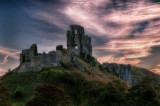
left=1, top=67, right=160, bottom=106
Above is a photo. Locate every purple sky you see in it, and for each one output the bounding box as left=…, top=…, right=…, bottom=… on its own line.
left=0, top=0, right=160, bottom=75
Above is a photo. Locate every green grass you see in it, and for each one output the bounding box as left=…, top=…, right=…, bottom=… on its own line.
left=131, top=66, right=160, bottom=85
left=1, top=65, right=160, bottom=105
left=2, top=61, right=159, bottom=105
left=2, top=72, right=42, bottom=106
left=1, top=66, right=128, bottom=106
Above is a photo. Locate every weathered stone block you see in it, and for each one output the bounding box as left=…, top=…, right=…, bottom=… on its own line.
left=73, top=58, right=84, bottom=72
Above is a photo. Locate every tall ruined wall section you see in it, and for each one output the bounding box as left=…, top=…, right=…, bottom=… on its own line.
left=103, top=63, right=131, bottom=84
left=67, top=25, right=92, bottom=56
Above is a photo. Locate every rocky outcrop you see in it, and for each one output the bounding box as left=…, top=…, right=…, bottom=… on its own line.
left=103, top=63, right=131, bottom=84
left=73, top=57, right=84, bottom=72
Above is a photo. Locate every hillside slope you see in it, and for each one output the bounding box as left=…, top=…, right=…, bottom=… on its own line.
left=131, top=66, right=160, bottom=85
left=1, top=66, right=127, bottom=106
left=1, top=65, right=160, bottom=105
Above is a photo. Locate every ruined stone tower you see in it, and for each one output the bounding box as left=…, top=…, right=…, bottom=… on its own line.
left=20, top=44, right=38, bottom=64
left=67, top=25, right=92, bottom=56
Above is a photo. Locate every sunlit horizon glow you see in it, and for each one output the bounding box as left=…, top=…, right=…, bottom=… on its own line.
left=0, top=0, right=160, bottom=75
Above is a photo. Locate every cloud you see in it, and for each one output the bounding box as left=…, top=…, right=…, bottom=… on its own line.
left=0, top=55, right=9, bottom=65
left=18, top=0, right=160, bottom=69
left=96, top=36, right=160, bottom=65
left=140, top=46, right=160, bottom=69
left=0, top=0, right=160, bottom=75
left=0, top=56, right=19, bottom=76
left=151, top=64, right=160, bottom=75
left=0, top=46, right=20, bottom=65
left=0, top=68, right=5, bottom=76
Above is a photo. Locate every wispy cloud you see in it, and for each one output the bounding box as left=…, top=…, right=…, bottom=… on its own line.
left=0, top=55, right=9, bottom=65
left=58, top=0, right=160, bottom=68
left=22, top=0, right=160, bottom=68
left=151, top=64, right=160, bottom=75
left=0, top=46, right=20, bottom=65
left=0, top=68, right=5, bottom=76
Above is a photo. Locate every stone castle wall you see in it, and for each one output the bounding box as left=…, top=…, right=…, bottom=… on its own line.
left=17, top=44, right=71, bottom=72
left=67, top=25, right=92, bottom=56
left=14, top=25, right=131, bottom=84
left=103, top=63, right=132, bottom=84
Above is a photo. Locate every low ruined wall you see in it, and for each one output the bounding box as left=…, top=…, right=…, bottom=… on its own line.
left=103, top=63, right=132, bottom=84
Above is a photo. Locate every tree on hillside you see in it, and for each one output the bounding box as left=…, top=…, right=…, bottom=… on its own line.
left=95, top=80, right=128, bottom=106
left=26, top=84, right=71, bottom=106
left=0, top=81, right=11, bottom=106
left=127, top=77, right=160, bottom=106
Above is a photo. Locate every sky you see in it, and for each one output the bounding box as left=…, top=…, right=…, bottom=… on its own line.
left=0, top=0, right=160, bottom=76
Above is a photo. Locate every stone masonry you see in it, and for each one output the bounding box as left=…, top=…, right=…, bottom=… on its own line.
left=67, top=25, right=92, bottom=56
left=103, top=63, right=132, bottom=84
left=13, top=25, right=131, bottom=84
left=17, top=44, right=71, bottom=72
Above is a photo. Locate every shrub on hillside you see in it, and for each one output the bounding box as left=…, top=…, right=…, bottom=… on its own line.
left=56, top=45, right=63, bottom=51
left=60, top=61, right=73, bottom=69
left=26, top=84, right=71, bottom=106
left=38, top=69, right=70, bottom=85
left=95, top=80, right=128, bottom=106
left=14, top=87, right=25, bottom=98
left=127, top=77, right=160, bottom=105
left=0, top=81, right=11, bottom=106
left=98, top=64, right=104, bottom=71
left=86, top=54, right=97, bottom=66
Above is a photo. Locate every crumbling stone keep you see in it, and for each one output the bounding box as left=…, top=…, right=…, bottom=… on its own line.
left=67, top=25, right=92, bottom=56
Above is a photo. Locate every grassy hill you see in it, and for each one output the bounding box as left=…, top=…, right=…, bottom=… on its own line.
left=1, top=60, right=160, bottom=105
left=131, top=66, right=160, bottom=85
left=1, top=66, right=127, bottom=106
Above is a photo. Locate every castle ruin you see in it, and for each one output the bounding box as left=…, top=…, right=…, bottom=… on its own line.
left=67, top=25, right=92, bottom=56
left=14, top=25, right=131, bottom=84
left=17, top=43, right=70, bottom=72
left=17, top=25, right=92, bottom=72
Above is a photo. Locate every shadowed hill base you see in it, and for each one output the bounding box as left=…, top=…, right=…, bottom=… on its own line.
left=1, top=66, right=128, bottom=106
left=1, top=66, right=160, bottom=105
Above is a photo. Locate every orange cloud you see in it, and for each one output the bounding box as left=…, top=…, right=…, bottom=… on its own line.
left=106, top=1, right=160, bottom=24
left=151, top=64, right=160, bottom=75
left=98, top=55, right=142, bottom=66
left=97, top=37, right=160, bottom=66
left=27, top=0, right=160, bottom=72
left=0, top=68, right=5, bottom=76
